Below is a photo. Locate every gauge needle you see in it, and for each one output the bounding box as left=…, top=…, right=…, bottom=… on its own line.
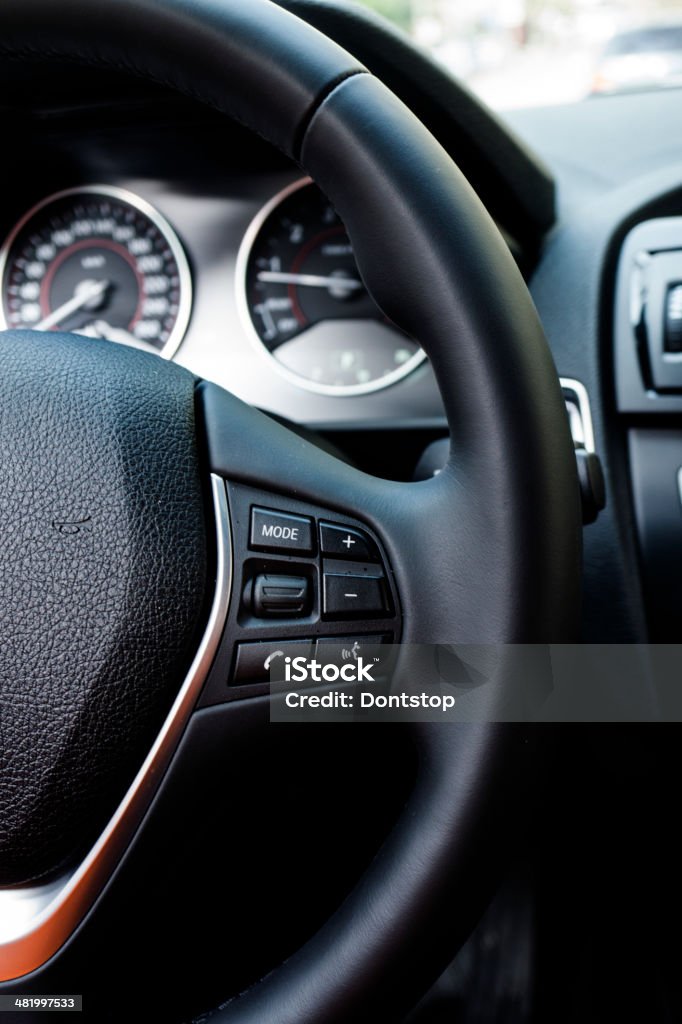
left=35, top=278, right=110, bottom=329
left=35, top=279, right=110, bottom=331
left=84, top=320, right=159, bottom=353
left=256, top=271, right=364, bottom=291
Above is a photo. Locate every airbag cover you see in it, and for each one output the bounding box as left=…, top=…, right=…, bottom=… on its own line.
left=0, top=330, right=207, bottom=885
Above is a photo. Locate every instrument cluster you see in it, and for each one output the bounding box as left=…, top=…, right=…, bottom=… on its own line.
left=0, top=178, right=426, bottom=398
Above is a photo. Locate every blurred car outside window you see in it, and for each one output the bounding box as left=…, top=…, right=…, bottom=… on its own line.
left=356, top=0, right=682, bottom=109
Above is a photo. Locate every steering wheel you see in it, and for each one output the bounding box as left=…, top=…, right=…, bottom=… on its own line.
left=0, top=1, right=581, bottom=1020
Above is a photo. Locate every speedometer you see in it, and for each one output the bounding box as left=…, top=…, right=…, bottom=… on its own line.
left=0, top=185, right=191, bottom=357
left=237, top=178, right=425, bottom=395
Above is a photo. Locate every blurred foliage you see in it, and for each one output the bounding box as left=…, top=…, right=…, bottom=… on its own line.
left=357, top=0, right=412, bottom=31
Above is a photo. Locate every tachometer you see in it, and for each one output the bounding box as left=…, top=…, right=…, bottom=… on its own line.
left=237, top=178, right=425, bottom=395
left=0, top=185, right=191, bottom=357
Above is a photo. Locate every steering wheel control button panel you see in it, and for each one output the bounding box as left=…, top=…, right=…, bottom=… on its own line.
left=236, top=177, right=425, bottom=395
left=250, top=506, right=314, bottom=555
left=322, top=572, right=388, bottom=618
left=198, top=482, right=401, bottom=706
left=319, top=521, right=379, bottom=561
left=232, top=639, right=314, bottom=685
left=0, top=185, right=191, bottom=358
left=249, top=574, right=310, bottom=617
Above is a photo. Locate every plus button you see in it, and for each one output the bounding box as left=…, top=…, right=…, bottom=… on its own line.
left=319, top=522, right=380, bottom=562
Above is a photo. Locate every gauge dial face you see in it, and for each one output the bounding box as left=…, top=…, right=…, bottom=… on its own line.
left=239, top=178, right=425, bottom=395
left=0, top=186, right=191, bottom=357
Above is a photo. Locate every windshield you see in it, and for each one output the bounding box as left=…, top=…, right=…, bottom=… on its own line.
left=356, top=1, right=682, bottom=109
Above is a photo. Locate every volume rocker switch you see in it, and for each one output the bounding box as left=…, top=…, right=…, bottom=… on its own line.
left=251, top=574, right=309, bottom=617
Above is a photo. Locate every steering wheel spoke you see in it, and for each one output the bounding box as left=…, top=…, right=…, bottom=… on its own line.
left=196, top=382, right=401, bottom=704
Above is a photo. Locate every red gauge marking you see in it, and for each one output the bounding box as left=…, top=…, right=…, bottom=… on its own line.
left=39, top=237, right=146, bottom=328
left=287, top=224, right=346, bottom=326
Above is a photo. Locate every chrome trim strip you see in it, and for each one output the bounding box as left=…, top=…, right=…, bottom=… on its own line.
left=0, top=474, right=232, bottom=981
left=560, top=377, right=596, bottom=454
left=0, top=184, right=193, bottom=360
left=235, top=176, right=427, bottom=397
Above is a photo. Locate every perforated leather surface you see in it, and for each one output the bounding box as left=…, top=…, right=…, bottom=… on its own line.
left=0, top=330, right=207, bottom=885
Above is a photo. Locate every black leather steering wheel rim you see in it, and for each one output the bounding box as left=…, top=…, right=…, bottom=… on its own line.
left=0, top=1, right=582, bottom=1020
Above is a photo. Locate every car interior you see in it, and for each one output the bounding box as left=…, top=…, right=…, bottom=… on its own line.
left=0, top=1, right=681, bottom=1022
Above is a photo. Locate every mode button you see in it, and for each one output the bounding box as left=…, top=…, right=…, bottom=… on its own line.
left=250, top=507, right=314, bottom=555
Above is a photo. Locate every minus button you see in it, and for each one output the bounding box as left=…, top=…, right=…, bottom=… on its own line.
left=322, top=573, right=389, bottom=619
